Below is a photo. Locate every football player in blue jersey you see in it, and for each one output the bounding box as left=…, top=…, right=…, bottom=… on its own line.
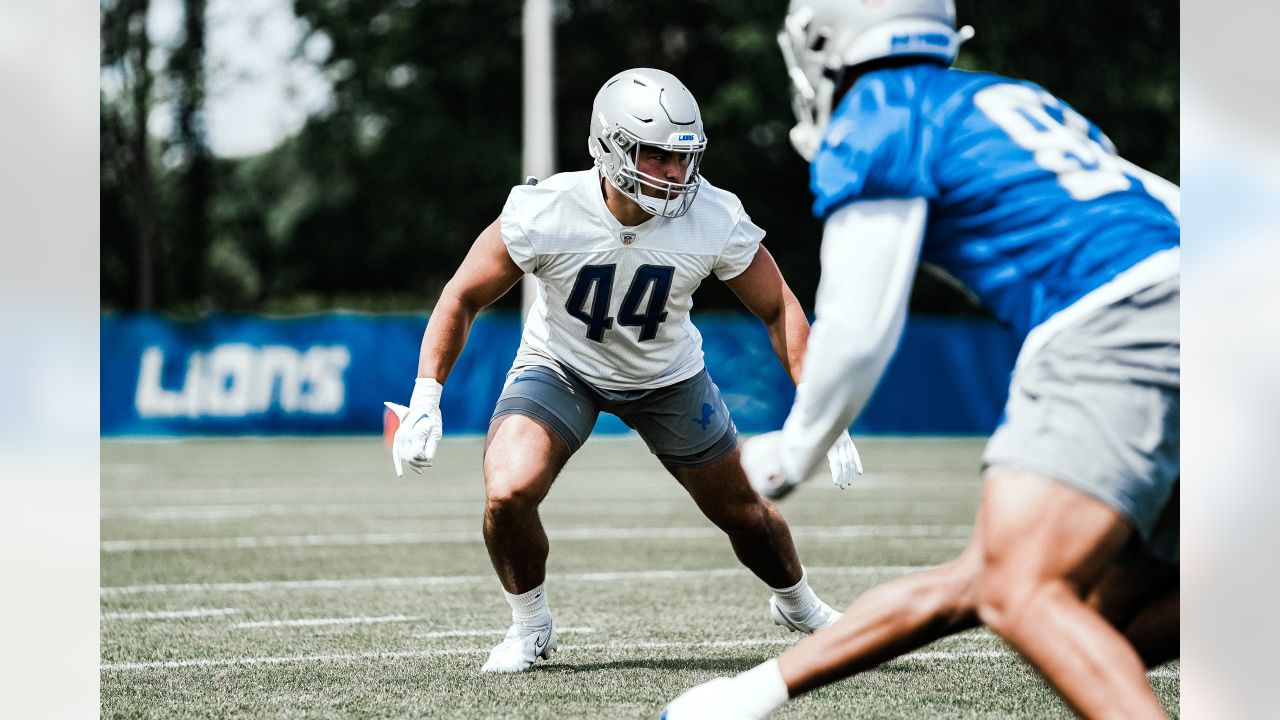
left=664, top=1, right=1179, bottom=718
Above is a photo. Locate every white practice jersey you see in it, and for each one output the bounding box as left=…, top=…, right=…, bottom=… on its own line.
left=501, top=169, right=764, bottom=390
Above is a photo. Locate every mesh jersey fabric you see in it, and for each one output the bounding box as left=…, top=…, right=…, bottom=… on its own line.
left=501, top=169, right=764, bottom=390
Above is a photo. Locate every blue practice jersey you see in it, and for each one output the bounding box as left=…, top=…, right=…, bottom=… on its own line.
left=810, top=63, right=1180, bottom=339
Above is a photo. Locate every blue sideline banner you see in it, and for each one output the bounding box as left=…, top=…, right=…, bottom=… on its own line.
left=101, top=312, right=1019, bottom=436
left=100, top=313, right=517, bottom=436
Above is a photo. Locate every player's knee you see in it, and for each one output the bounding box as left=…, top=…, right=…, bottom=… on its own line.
left=975, top=564, right=1063, bottom=638
left=931, top=553, right=983, bottom=625
left=973, top=542, right=1023, bottom=630
left=882, top=553, right=983, bottom=633
left=484, top=475, right=543, bottom=519
left=975, top=576, right=1019, bottom=634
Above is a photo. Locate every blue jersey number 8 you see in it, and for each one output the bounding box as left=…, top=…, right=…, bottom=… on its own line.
left=975, top=84, right=1131, bottom=202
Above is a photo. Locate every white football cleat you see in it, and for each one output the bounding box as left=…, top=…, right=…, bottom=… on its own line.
left=769, top=596, right=842, bottom=634
left=662, top=678, right=769, bottom=720
left=480, top=621, right=558, bottom=673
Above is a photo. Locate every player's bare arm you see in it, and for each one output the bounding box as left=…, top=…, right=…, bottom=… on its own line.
left=385, top=218, right=523, bottom=476
left=724, top=246, right=809, bottom=385
left=418, top=218, right=525, bottom=383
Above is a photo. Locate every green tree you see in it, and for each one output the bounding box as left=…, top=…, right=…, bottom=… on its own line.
left=101, top=0, right=159, bottom=310
left=101, top=0, right=1178, bottom=314
left=168, top=0, right=214, bottom=305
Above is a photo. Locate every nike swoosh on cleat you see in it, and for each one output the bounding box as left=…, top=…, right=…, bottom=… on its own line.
left=533, top=631, right=549, bottom=655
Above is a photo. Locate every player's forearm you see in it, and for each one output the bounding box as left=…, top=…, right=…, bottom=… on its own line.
left=416, top=289, right=479, bottom=384
left=765, top=294, right=811, bottom=386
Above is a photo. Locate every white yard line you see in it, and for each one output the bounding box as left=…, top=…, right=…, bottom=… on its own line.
left=101, top=565, right=928, bottom=597
left=99, top=641, right=1022, bottom=672
left=100, top=525, right=971, bottom=553
left=102, top=500, right=965, bottom=522
left=232, top=614, right=597, bottom=631
left=103, top=503, right=456, bottom=521
left=100, top=501, right=700, bottom=521
left=97, top=638, right=814, bottom=671
left=100, top=640, right=1181, bottom=676
left=100, top=649, right=473, bottom=671
left=101, top=608, right=242, bottom=621
left=100, top=487, right=401, bottom=502
left=103, top=573, right=495, bottom=597
left=411, top=627, right=594, bottom=639
left=235, top=614, right=422, bottom=628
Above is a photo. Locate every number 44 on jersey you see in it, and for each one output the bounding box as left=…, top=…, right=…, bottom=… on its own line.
left=565, top=264, right=675, bottom=342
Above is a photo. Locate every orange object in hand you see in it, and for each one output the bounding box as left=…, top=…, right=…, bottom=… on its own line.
left=383, top=405, right=400, bottom=447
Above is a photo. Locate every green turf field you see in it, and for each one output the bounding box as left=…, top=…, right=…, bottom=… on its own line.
left=101, top=436, right=1179, bottom=719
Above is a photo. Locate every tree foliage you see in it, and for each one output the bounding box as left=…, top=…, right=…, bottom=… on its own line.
left=100, top=0, right=1178, bottom=314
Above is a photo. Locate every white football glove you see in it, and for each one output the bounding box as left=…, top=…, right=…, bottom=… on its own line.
left=741, top=430, right=863, bottom=501
left=384, top=378, right=443, bottom=477
left=826, top=431, right=864, bottom=490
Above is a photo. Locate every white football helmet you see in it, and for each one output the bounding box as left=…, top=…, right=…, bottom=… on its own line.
left=588, top=68, right=707, bottom=219
left=778, top=0, right=974, bottom=160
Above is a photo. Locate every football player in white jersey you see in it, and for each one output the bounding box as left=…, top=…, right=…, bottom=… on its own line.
left=386, top=67, right=863, bottom=673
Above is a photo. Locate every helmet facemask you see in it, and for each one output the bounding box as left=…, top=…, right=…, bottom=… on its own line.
left=598, top=127, right=705, bottom=219
left=778, top=6, right=836, bottom=162
left=778, top=0, right=973, bottom=162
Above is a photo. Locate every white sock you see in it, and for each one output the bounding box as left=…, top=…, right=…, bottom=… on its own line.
left=732, top=659, right=790, bottom=716
left=503, top=583, right=552, bottom=628
left=771, top=569, right=819, bottom=616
